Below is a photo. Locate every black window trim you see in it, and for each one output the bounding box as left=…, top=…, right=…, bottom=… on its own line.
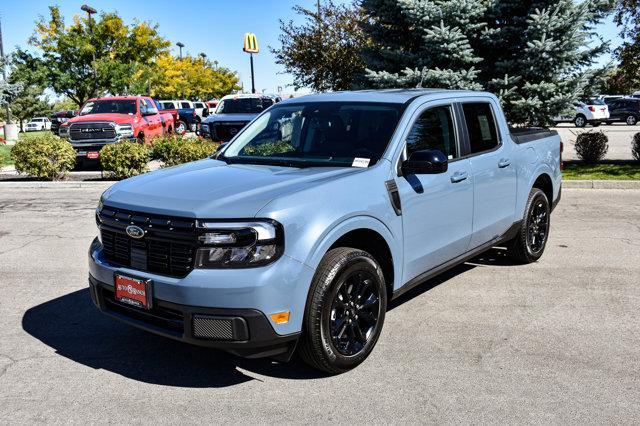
left=455, top=100, right=503, bottom=160
left=395, top=101, right=463, bottom=176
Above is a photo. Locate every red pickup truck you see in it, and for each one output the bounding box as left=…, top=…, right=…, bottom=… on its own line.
left=59, top=96, right=175, bottom=159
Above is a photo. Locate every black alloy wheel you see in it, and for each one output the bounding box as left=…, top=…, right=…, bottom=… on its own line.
left=527, top=197, right=549, bottom=254
left=328, top=269, right=380, bottom=356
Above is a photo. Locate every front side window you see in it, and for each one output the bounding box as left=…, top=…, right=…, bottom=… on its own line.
left=162, top=102, right=175, bottom=109
left=80, top=100, right=137, bottom=115
left=462, top=103, right=499, bottom=154
left=406, top=105, right=457, bottom=159
left=180, top=102, right=191, bottom=108
left=220, top=102, right=403, bottom=168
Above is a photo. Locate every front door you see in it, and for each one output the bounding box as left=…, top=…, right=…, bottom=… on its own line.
left=461, top=102, right=517, bottom=248
left=397, top=103, right=474, bottom=283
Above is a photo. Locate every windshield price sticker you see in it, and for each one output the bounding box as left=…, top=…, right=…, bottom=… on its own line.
left=352, top=158, right=371, bottom=168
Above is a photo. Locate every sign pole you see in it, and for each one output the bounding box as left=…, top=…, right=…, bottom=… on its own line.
left=250, top=53, right=256, bottom=94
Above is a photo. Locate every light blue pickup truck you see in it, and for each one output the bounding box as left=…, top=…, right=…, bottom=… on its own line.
left=89, top=89, right=562, bottom=373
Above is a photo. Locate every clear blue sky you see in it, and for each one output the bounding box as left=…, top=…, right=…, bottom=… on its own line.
left=0, top=0, right=622, bottom=96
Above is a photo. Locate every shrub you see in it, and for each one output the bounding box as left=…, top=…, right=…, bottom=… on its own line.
left=242, top=140, right=294, bottom=157
left=633, top=132, right=640, bottom=161
left=574, top=131, right=608, bottom=163
left=152, top=135, right=219, bottom=167
left=100, top=142, right=151, bottom=180
left=11, top=133, right=75, bottom=180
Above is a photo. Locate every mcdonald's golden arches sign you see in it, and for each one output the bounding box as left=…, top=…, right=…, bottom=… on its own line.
left=243, top=33, right=259, bottom=53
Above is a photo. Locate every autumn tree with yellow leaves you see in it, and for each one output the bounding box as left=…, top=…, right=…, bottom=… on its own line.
left=13, top=6, right=239, bottom=106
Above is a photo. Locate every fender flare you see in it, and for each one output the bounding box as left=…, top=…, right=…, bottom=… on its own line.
left=303, top=215, right=402, bottom=291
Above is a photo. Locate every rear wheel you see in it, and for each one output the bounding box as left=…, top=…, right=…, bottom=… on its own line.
left=626, top=115, right=637, bottom=125
left=591, top=121, right=601, bottom=127
left=299, top=248, right=387, bottom=374
left=574, top=115, right=587, bottom=127
left=507, top=188, right=550, bottom=264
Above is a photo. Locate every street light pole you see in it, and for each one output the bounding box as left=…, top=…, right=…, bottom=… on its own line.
left=81, top=5, right=97, bottom=97
left=176, top=42, right=185, bottom=59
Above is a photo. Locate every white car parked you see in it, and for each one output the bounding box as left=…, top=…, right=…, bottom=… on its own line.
left=25, top=117, right=52, bottom=132
left=553, top=98, right=610, bottom=127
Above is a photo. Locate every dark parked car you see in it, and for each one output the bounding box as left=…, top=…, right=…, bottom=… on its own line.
left=49, top=110, right=76, bottom=135
left=604, top=97, right=640, bottom=125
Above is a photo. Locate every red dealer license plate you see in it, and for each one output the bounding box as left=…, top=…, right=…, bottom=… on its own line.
left=114, top=275, right=151, bottom=309
left=87, top=151, right=100, bottom=159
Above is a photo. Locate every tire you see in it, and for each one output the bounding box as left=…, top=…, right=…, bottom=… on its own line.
left=176, top=121, right=187, bottom=135
left=591, top=121, right=601, bottom=127
left=626, top=115, right=637, bottom=126
left=298, top=247, right=387, bottom=374
left=137, top=133, right=145, bottom=144
left=574, top=115, right=587, bottom=127
left=507, top=188, right=550, bottom=264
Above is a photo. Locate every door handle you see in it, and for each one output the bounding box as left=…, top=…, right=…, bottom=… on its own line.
left=498, top=158, right=511, bottom=168
left=450, top=171, right=468, bottom=183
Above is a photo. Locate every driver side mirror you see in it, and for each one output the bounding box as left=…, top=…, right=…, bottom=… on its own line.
left=401, top=149, right=448, bottom=175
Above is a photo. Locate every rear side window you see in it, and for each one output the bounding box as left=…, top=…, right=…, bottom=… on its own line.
left=195, top=102, right=204, bottom=108
left=462, top=103, right=499, bottom=154
left=406, top=105, right=457, bottom=159
left=181, top=102, right=191, bottom=108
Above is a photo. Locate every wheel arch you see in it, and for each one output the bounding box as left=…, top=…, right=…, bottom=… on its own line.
left=532, top=172, right=553, bottom=205
left=304, top=216, right=401, bottom=295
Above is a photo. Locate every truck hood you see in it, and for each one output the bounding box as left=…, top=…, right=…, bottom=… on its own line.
left=67, top=113, right=137, bottom=125
left=102, top=159, right=364, bottom=218
left=204, top=113, right=257, bottom=123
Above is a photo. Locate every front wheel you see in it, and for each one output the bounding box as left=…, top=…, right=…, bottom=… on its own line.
left=175, top=121, right=187, bottom=135
left=299, top=248, right=387, bottom=374
left=507, top=188, right=550, bottom=264
left=626, top=115, right=637, bottom=125
left=574, top=115, right=587, bottom=127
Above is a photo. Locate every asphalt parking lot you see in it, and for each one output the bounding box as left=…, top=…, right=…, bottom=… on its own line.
left=0, top=186, right=639, bottom=423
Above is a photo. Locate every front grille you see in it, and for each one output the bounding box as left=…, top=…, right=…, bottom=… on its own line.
left=98, top=206, right=197, bottom=277
left=70, top=122, right=117, bottom=141
left=210, top=121, right=249, bottom=142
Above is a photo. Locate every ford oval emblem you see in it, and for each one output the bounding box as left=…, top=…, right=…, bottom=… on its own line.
left=126, top=225, right=145, bottom=239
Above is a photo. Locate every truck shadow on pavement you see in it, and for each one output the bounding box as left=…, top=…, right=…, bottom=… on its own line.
left=21, top=248, right=514, bottom=387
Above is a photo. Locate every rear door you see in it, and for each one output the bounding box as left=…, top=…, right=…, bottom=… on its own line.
left=462, top=101, right=517, bottom=248
left=397, top=101, right=474, bottom=282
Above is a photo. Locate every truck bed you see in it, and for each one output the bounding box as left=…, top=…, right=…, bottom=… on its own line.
left=510, top=128, right=558, bottom=144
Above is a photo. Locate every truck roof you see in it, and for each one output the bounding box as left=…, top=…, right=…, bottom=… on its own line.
left=285, top=89, right=495, bottom=105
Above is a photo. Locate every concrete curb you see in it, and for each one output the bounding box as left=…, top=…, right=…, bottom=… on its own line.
left=0, top=181, right=115, bottom=189
left=563, top=180, right=640, bottom=189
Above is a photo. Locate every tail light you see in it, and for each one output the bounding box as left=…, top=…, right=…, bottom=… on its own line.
left=588, top=106, right=595, bottom=112
left=560, top=141, right=564, bottom=170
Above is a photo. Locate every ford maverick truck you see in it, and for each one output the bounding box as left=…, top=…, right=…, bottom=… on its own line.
left=59, top=96, right=175, bottom=159
left=89, top=90, right=562, bottom=373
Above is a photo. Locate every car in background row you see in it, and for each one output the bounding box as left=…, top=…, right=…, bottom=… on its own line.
left=206, top=99, right=219, bottom=114
left=160, top=100, right=198, bottom=134
left=553, top=98, right=609, bottom=127
left=49, top=110, right=76, bottom=135
left=201, top=94, right=281, bottom=142
left=603, top=97, right=640, bottom=125
left=25, top=117, right=52, bottom=132
left=59, top=96, right=175, bottom=161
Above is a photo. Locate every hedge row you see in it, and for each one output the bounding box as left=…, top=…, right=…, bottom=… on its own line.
left=9, top=133, right=219, bottom=180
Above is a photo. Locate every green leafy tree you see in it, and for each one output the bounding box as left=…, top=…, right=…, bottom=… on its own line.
left=602, top=0, right=640, bottom=93
left=17, top=6, right=170, bottom=106
left=362, top=0, right=612, bottom=125
left=271, top=1, right=369, bottom=91
left=7, top=52, right=52, bottom=131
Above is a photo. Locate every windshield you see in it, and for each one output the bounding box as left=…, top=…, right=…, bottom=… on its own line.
left=81, top=100, right=137, bottom=115
left=216, top=97, right=274, bottom=114
left=220, top=102, right=403, bottom=168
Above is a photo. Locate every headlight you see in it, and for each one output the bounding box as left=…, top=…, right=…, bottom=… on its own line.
left=116, top=124, right=134, bottom=137
left=194, top=220, right=283, bottom=268
left=59, top=126, right=69, bottom=137
left=201, top=124, right=209, bottom=132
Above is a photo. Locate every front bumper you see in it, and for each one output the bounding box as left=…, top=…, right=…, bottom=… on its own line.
left=88, top=238, right=313, bottom=358
left=70, top=138, right=136, bottom=156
